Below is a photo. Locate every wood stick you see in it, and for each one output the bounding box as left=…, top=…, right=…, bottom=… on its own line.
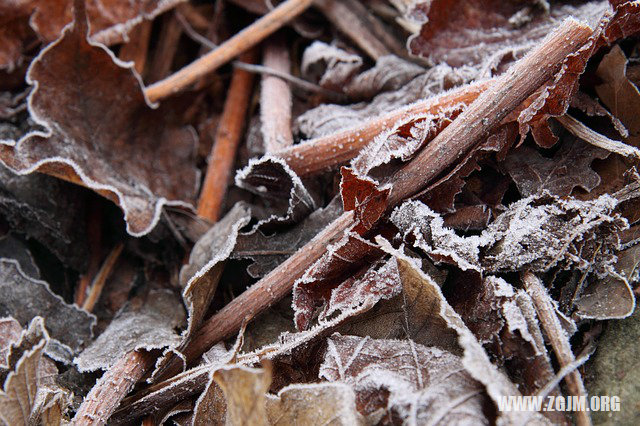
left=82, top=243, right=125, bottom=312
left=276, top=79, right=492, bottom=176
left=118, top=21, right=152, bottom=75
left=72, top=350, right=156, bottom=425
left=260, top=36, right=294, bottom=153
left=147, top=12, right=183, bottom=82
left=145, top=0, right=313, bottom=102
left=315, top=0, right=402, bottom=60
left=197, top=50, right=257, bottom=222
left=522, top=272, right=592, bottom=426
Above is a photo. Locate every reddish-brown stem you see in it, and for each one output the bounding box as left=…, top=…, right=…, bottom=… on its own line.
left=118, top=20, right=152, bottom=76
left=72, top=350, right=156, bottom=425
left=260, top=36, right=294, bottom=153
left=276, top=79, right=492, bottom=176
left=147, top=12, right=183, bottom=83
left=145, top=0, right=314, bottom=102
left=75, top=202, right=103, bottom=306
left=197, top=49, right=257, bottom=222
left=522, top=272, right=592, bottom=426
left=82, top=243, right=125, bottom=313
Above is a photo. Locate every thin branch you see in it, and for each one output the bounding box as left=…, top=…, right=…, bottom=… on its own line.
left=275, top=79, right=492, bottom=176
left=82, top=243, right=124, bottom=312
left=147, top=12, right=183, bottom=83
left=523, top=271, right=592, bottom=426
left=557, top=114, right=640, bottom=158
left=175, top=10, right=218, bottom=51
left=144, top=0, right=314, bottom=102
left=315, top=0, right=394, bottom=60
left=233, top=61, right=345, bottom=101
left=260, top=36, right=295, bottom=153
left=197, top=49, right=258, bottom=222
left=72, top=350, right=156, bottom=425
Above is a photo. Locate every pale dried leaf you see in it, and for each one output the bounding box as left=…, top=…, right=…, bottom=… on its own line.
left=266, top=382, right=363, bottom=425
left=213, top=365, right=271, bottom=426
left=0, top=317, right=71, bottom=426
left=0, top=317, right=22, bottom=371
left=301, top=41, right=363, bottom=91
left=74, top=290, right=185, bottom=372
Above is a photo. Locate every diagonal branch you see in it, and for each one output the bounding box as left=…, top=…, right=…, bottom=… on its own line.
left=144, top=0, right=314, bottom=102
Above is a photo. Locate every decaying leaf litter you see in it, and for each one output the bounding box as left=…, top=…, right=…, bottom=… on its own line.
left=0, top=0, right=640, bottom=424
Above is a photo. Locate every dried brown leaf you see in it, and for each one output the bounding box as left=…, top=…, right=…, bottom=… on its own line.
left=0, top=2, right=198, bottom=236
left=595, top=44, right=640, bottom=146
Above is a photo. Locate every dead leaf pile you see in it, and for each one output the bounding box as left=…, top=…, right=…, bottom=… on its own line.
left=0, top=0, right=639, bottom=424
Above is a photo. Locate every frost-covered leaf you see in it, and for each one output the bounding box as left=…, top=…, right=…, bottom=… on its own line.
left=0, top=163, right=88, bottom=271
left=0, top=317, right=22, bottom=371
left=213, top=365, right=271, bottom=426
left=0, top=1, right=198, bottom=236
left=320, top=335, right=488, bottom=424
left=153, top=204, right=251, bottom=380
left=407, top=0, right=606, bottom=70
left=0, top=317, right=71, bottom=426
left=344, top=55, right=425, bottom=100
left=503, top=138, right=609, bottom=197
left=595, top=45, right=640, bottom=146
left=235, top=157, right=316, bottom=230
left=393, top=194, right=625, bottom=274
left=75, top=290, right=184, bottom=372
left=301, top=41, right=363, bottom=91
left=0, top=233, right=39, bottom=278
left=266, top=382, right=363, bottom=426
left=232, top=198, right=342, bottom=279
left=0, top=259, right=95, bottom=362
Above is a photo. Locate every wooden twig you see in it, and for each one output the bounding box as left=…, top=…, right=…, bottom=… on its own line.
left=82, top=243, right=125, bottom=313
left=315, top=0, right=405, bottom=60
left=260, top=36, right=294, bottom=153
left=118, top=21, right=152, bottom=75
left=147, top=12, right=183, bottom=82
left=276, top=79, right=492, bottom=176
left=523, top=271, right=592, bottom=426
left=75, top=202, right=103, bottom=306
left=144, top=0, right=314, bottom=102
left=72, top=350, right=156, bottom=425
left=197, top=50, right=257, bottom=222
left=557, top=114, right=640, bottom=158
left=233, top=61, right=344, bottom=101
